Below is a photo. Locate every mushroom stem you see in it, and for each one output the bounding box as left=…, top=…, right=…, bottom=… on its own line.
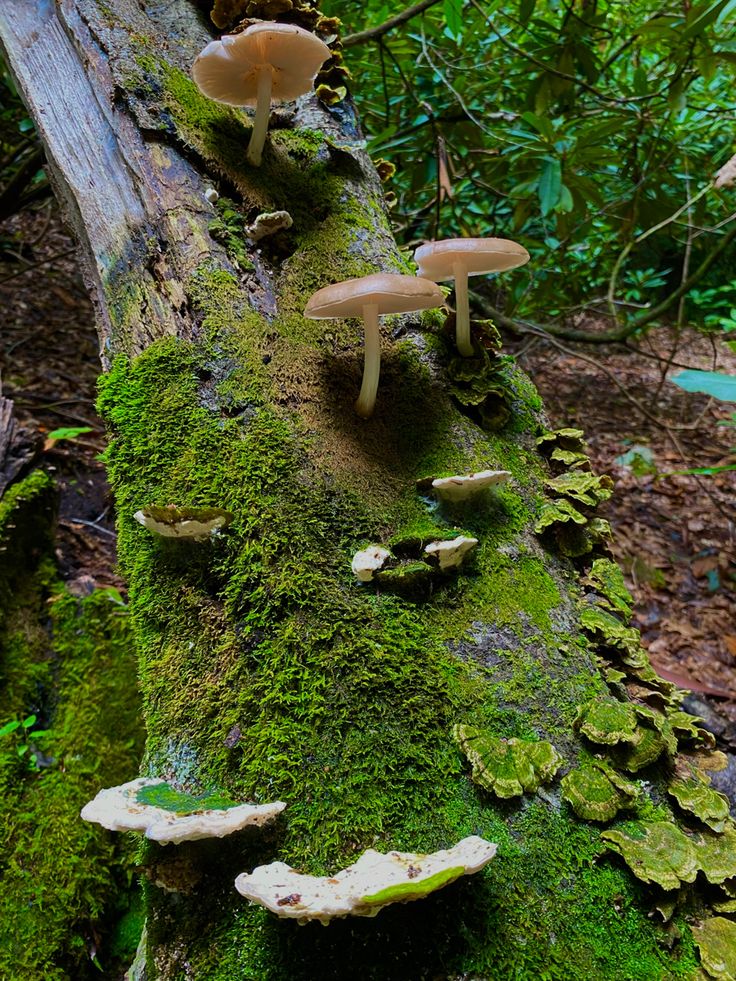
left=246, top=66, right=273, bottom=167
left=354, top=303, right=381, bottom=419
left=453, top=261, right=473, bottom=357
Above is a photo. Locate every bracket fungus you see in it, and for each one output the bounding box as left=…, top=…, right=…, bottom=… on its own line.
left=304, top=273, right=444, bottom=418
left=668, top=777, right=731, bottom=833
left=414, top=238, right=529, bottom=357
left=424, top=535, right=478, bottom=571
left=574, top=696, right=638, bottom=746
left=692, top=917, right=736, bottom=981
left=80, top=778, right=285, bottom=845
left=246, top=210, right=293, bottom=241
left=454, top=725, right=563, bottom=799
left=561, top=762, right=638, bottom=823
left=234, top=836, right=496, bottom=924
left=192, top=23, right=331, bottom=167
left=601, top=822, right=700, bottom=891
left=351, top=544, right=392, bottom=582
left=134, top=505, right=233, bottom=540
left=427, top=469, right=511, bottom=503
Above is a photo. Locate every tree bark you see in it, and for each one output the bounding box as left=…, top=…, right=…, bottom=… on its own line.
left=0, top=3, right=707, bottom=979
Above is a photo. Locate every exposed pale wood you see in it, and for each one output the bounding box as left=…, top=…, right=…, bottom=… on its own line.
left=0, top=0, right=225, bottom=357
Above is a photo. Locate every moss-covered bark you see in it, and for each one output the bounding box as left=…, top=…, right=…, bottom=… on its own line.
left=1, top=2, right=726, bottom=978
left=0, top=473, right=144, bottom=977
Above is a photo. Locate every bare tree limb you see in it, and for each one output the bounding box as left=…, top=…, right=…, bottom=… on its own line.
left=343, top=0, right=442, bottom=48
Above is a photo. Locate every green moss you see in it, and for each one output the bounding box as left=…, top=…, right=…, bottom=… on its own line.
left=361, top=866, right=464, bottom=905
left=0, top=587, right=143, bottom=979
left=136, top=782, right=240, bottom=813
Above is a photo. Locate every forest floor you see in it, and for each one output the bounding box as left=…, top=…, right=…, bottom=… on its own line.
left=2, top=201, right=735, bottom=734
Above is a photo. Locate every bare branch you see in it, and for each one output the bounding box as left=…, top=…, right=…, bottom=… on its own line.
left=343, top=0, right=442, bottom=48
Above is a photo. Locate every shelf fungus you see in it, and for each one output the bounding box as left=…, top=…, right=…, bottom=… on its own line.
left=667, top=777, right=731, bottom=833
left=424, top=535, right=478, bottom=571
left=234, top=835, right=497, bottom=924
left=601, top=822, right=700, bottom=891
left=574, top=696, right=638, bottom=747
left=246, top=210, right=293, bottom=241
left=692, top=917, right=736, bottom=981
left=134, top=505, right=233, bottom=540
left=536, top=427, right=589, bottom=469
left=581, top=558, right=633, bottom=618
left=427, top=469, right=511, bottom=503
left=80, top=778, right=285, bottom=845
left=561, top=762, right=638, bottom=823
left=602, top=821, right=736, bottom=892
left=351, top=545, right=392, bottom=582
left=544, top=471, right=614, bottom=508
left=454, top=725, right=563, bottom=799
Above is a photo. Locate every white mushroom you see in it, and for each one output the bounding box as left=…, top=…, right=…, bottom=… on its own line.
left=234, top=835, right=497, bottom=925
left=304, top=273, right=445, bottom=418
left=431, top=469, right=511, bottom=503
left=351, top=545, right=392, bottom=581
left=424, top=536, right=479, bottom=570
left=81, top=778, right=285, bottom=845
left=192, top=24, right=331, bottom=167
left=414, top=238, right=529, bottom=357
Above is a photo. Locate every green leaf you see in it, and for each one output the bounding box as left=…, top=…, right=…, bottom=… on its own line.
left=670, top=370, right=736, bottom=402
left=538, top=158, right=562, bottom=216
left=519, top=0, right=536, bottom=24
left=443, top=0, right=463, bottom=39
left=0, top=720, right=20, bottom=738
left=46, top=426, right=93, bottom=442
left=22, top=714, right=37, bottom=728
left=521, top=111, right=554, bottom=141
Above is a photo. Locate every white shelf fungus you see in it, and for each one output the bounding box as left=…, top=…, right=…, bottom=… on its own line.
left=234, top=835, right=497, bottom=925
left=134, top=505, right=233, bottom=540
left=80, top=778, right=285, bottom=845
left=351, top=545, right=392, bottom=581
left=424, top=536, right=478, bottom=570
left=431, top=469, right=511, bottom=503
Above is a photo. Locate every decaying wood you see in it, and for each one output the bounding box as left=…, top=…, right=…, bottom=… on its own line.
left=0, top=390, right=40, bottom=498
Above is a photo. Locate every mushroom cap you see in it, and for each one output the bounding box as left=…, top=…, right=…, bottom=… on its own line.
left=414, top=238, right=530, bottom=281
left=304, top=273, right=445, bottom=319
left=192, top=23, right=332, bottom=107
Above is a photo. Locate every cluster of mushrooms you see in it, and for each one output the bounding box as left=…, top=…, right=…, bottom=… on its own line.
left=78, top=20, right=537, bottom=928
left=192, top=21, right=530, bottom=417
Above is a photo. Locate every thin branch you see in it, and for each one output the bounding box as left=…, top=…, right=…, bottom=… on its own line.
left=473, top=214, right=736, bottom=345
left=343, top=0, right=442, bottom=48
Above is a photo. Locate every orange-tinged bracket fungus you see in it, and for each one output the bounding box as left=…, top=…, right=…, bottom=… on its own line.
left=80, top=778, right=285, bottom=845
left=234, top=836, right=497, bottom=925
left=192, top=23, right=331, bottom=167
left=134, top=505, right=233, bottom=541
left=304, top=273, right=445, bottom=418
left=414, top=238, right=529, bottom=357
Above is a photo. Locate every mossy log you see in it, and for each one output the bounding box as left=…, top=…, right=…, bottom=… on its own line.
left=0, top=3, right=714, bottom=979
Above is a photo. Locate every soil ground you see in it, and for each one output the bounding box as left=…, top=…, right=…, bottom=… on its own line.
left=2, top=201, right=735, bottom=734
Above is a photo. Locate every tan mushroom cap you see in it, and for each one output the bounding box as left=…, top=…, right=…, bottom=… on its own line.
left=192, top=23, right=332, bottom=107
left=415, top=238, right=530, bottom=280
left=304, top=273, right=445, bottom=319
